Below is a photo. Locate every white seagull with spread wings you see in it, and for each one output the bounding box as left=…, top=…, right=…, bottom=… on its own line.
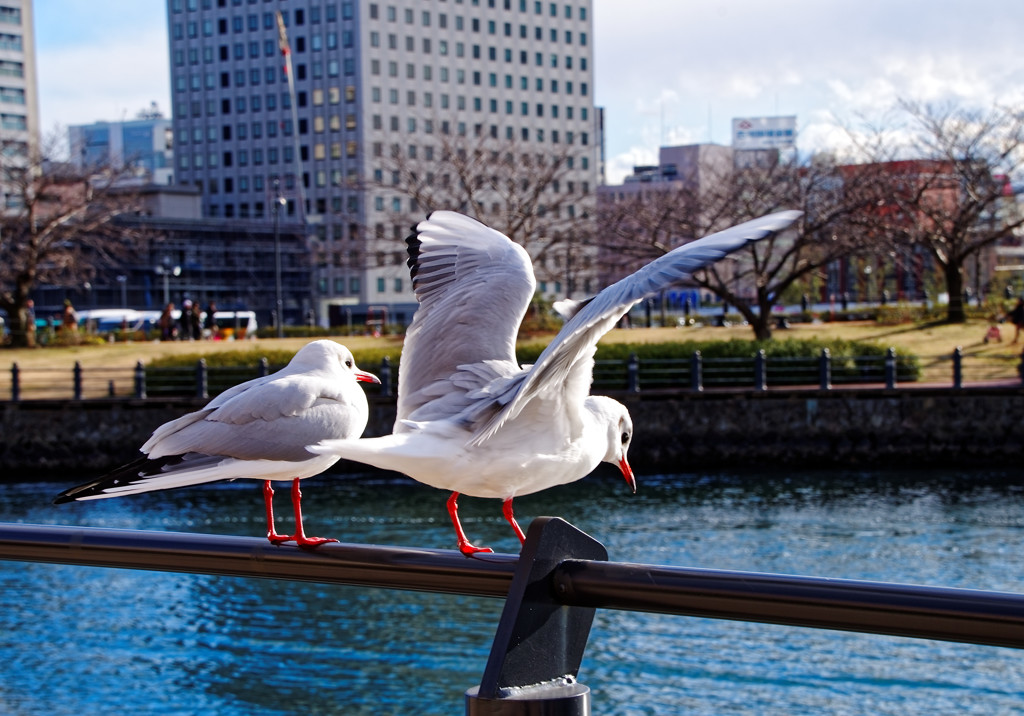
left=311, top=210, right=801, bottom=554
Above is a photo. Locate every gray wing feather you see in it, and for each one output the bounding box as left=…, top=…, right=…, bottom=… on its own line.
left=398, top=211, right=535, bottom=424
left=144, top=369, right=367, bottom=462
left=147, top=401, right=366, bottom=462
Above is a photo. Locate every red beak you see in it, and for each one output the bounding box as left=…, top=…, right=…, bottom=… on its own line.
left=356, top=370, right=381, bottom=384
left=619, top=456, right=636, bottom=494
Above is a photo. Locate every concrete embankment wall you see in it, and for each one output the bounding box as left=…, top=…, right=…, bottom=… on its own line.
left=618, top=387, right=1024, bottom=471
left=2, top=387, right=1023, bottom=480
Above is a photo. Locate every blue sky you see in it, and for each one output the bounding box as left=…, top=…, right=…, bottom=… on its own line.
left=34, top=1, right=1024, bottom=184
left=35, top=1, right=169, bottom=129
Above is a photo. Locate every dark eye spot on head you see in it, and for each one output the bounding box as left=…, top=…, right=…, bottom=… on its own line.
left=345, top=359, right=353, bottom=368
left=621, top=431, right=630, bottom=445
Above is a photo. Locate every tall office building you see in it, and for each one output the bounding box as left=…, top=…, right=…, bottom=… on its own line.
left=0, top=0, right=39, bottom=210
left=166, top=0, right=597, bottom=324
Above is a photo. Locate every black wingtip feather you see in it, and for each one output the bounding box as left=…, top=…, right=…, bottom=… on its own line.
left=52, top=454, right=186, bottom=505
left=406, top=215, right=430, bottom=280
left=406, top=234, right=422, bottom=279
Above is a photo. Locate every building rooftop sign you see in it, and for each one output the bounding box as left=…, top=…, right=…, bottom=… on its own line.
left=732, top=116, right=797, bottom=150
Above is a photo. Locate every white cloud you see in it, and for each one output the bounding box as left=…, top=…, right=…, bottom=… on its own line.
left=664, top=125, right=701, bottom=147
left=605, top=147, right=655, bottom=185
left=725, top=74, right=766, bottom=101
left=633, top=88, right=680, bottom=117
left=824, top=77, right=899, bottom=117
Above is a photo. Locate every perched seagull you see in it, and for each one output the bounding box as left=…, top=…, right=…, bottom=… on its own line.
left=310, top=210, right=801, bottom=555
left=54, top=340, right=380, bottom=548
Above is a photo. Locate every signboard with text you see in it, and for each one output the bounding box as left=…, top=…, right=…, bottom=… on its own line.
left=732, top=116, right=797, bottom=150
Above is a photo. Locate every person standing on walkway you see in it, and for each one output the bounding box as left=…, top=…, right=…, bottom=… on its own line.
left=159, top=302, right=176, bottom=341
left=60, top=300, right=79, bottom=343
left=189, top=301, right=202, bottom=340
left=204, top=302, right=219, bottom=339
left=179, top=299, right=193, bottom=340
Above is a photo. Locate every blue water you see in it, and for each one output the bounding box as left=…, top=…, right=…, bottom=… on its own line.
left=1, top=469, right=1023, bottom=715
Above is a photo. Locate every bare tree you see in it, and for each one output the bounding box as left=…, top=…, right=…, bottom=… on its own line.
left=598, top=152, right=889, bottom=339
left=869, top=101, right=1024, bottom=322
left=597, top=174, right=707, bottom=282
left=370, top=128, right=597, bottom=297
left=0, top=141, right=146, bottom=347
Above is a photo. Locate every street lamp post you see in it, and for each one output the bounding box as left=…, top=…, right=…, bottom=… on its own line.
left=155, top=257, right=181, bottom=306
left=116, top=275, right=127, bottom=307
left=272, top=181, right=287, bottom=339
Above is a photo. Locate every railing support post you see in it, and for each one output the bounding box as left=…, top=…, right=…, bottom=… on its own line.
left=1018, top=347, right=1024, bottom=385
left=73, top=361, right=83, bottom=400
left=379, top=356, right=392, bottom=397
left=466, top=517, right=606, bottom=716
left=134, top=361, right=146, bottom=400
left=953, top=346, right=963, bottom=389
left=10, top=362, right=19, bottom=402
left=690, top=350, right=703, bottom=392
left=819, top=348, right=832, bottom=390
left=754, top=349, right=767, bottom=391
left=196, top=359, right=208, bottom=400
left=626, top=352, right=640, bottom=393
left=885, top=347, right=897, bottom=390
left=258, top=357, right=269, bottom=378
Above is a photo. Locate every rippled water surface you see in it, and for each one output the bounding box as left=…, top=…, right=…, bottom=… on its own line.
left=1, top=468, right=1023, bottom=715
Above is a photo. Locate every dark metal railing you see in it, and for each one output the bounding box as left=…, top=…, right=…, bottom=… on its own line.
left=6, top=348, right=1024, bottom=402
left=1, top=519, right=1023, bottom=714
left=2, top=521, right=1019, bottom=647
left=605, top=346, right=1021, bottom=392
left=0, top=522, right=517, bottom=597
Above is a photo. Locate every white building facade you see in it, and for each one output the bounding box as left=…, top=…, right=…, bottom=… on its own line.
left=0, top=0, right=39, bottom=210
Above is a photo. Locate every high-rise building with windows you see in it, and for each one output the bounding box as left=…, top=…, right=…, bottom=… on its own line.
left=0, top=0, right=39, bottom=210
left=166, top=0, right=597, bottom=325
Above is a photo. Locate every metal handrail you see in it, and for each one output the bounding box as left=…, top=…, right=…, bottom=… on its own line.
left=554, top=560, right=1024, bottom=649
left=2, top=522, right=1022, bottom=650
left=0, top=523, right=518, bottom=597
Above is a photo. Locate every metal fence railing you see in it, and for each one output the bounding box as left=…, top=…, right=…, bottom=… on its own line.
left=2, top=518, right=1022, bottom=715
left=5, top=348, right=1024, bottom=402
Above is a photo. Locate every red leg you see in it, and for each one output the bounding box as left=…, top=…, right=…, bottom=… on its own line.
left=263, top=480, right=292, bottom=545
left=289, top=477, right=337, bottom=549
left=447, top=492, right=493, bottom=555
left=502, top=498, right=527, bottom=545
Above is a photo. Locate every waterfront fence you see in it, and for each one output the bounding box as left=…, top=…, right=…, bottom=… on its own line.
left=7, top=347, right=1024, bottom=401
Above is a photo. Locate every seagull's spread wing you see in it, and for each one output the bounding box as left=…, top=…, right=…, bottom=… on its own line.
left=398, top=211, right=536, bottom=423
left=471, top=210, right=803, bottom=444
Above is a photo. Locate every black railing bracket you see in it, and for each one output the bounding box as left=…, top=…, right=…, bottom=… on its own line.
left=467, top=517, right=606, bottom=715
